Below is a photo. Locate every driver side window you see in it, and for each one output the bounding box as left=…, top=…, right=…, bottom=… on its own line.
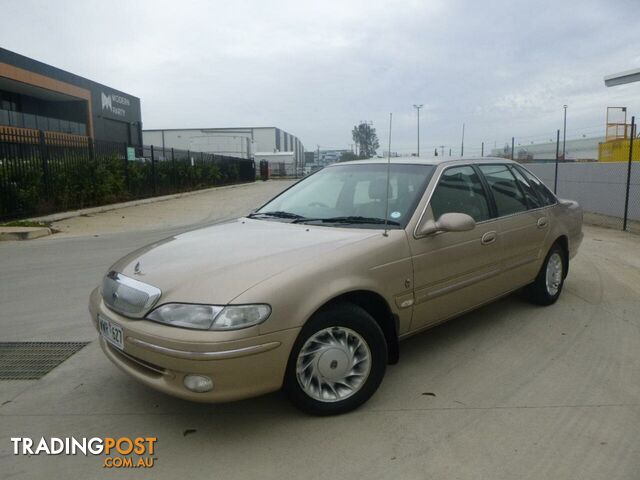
left=430, top=166, right=491, bottom=222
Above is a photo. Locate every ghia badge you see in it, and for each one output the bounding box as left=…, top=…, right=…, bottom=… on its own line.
left=134, top=262, right=143, bottom=275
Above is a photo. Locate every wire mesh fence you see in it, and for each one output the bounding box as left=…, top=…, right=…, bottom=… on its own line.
left=0, top=127, right=255, bottom=221
left=264, top=162, right=302, bottom=178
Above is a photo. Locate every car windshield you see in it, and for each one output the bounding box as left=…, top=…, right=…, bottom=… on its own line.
left=253, top=163, right=435, bottom=228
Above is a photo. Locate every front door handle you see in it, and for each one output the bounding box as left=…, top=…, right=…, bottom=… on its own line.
left=537, top=217, right=548, bottom=228
left=481, top=231, right=497, bottom=245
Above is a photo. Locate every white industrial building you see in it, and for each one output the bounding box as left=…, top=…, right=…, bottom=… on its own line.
left=490, top=136, right=604, bottom=161
left=142, top=126, right=305, bottom=166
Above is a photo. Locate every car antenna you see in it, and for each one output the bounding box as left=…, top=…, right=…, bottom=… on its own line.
left=383, top=112, right=393, bottom=237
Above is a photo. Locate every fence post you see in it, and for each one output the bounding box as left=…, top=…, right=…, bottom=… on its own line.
left=171, top=148, right=175, bottom=191
left=123, top=142, right=129, bottom=191
left=38, top=130, right=51, bottom=201
left=150, top=145, right=157, bottom=196
left=623, top=116, right=635, bottom=231
left=554, top=129, right=560, bottom=194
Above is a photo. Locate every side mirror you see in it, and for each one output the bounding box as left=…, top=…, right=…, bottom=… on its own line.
left=417, top=212, right=476, bottom=236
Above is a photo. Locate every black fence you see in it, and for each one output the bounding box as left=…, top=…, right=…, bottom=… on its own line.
left=0, top=128, right=255, bottom=221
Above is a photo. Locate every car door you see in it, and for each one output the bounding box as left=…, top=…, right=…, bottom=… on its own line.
left=407, top=165, right=503, bottom=332
left=476, top=163, right=550, bottom=292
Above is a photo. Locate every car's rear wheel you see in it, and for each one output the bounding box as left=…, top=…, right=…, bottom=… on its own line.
left=284, top=303, right=387, bottom=415
left=528, top=243, right=566, bottom=305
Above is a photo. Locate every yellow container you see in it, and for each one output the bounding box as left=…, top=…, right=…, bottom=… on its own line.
left=599, top=138, right=640, bottom=162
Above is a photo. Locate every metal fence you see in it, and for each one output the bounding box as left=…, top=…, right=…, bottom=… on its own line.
left=0, top=127, right=255, bottom=221
left=263, top=162, right=303, bottom=178
left=527, top=158, right=639, bottom=233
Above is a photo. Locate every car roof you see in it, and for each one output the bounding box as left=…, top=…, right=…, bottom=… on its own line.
left=332, top=156, right=516, bottom=167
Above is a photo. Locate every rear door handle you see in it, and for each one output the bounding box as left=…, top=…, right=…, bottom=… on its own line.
left=537, top=217, right=548, bottom=228
left=481, top=231, right=497, bottom=245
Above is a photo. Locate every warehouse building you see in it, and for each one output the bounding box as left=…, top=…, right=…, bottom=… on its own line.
left=0, top=48, right=142, bottom=146
left=490, top=136, right=604, bottom=162
left=142, top=127, right=305, bottom=166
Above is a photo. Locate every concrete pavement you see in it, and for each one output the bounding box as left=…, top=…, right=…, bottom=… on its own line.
left=0, top=180, right=639, bottom=479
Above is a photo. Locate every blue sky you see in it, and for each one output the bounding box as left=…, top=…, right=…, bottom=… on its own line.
left=2, top=0, right=639, bottom=155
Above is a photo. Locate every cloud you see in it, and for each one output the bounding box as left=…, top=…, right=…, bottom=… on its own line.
left=1, top=0, right=638, bottom=154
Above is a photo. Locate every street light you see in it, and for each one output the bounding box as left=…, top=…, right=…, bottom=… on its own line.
left=562, top=105, right=568, bottom=161
left=604, top=68, right=640, bottom=87
left=413, top=104, right=423, bottom=156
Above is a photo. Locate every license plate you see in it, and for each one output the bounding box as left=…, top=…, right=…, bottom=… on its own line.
left=98, top=315, right=124, bottom=351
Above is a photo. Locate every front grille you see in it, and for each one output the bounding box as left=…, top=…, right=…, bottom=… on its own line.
left=102, top=271, right=161, bottom=318
left=0, top=342, right=89, bottom=380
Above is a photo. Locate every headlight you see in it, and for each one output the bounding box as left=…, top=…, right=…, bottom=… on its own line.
left=146, top=303, right=271, bottom=330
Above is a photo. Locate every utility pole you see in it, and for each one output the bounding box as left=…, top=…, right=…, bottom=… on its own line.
left=481, top=142, right=484, bottom=157
left=554, top=129, right=560, bottom=193
left=317, top=145, right=320, bottom=165
left=511, top=137, right=515, bottom=160
left=439, top=145, right=445, bottom=157
left=461, top=123, right=465, bottom=157
left=562, top=105, right=568, bottom=160
left=413, top=104, right=423, bottom=156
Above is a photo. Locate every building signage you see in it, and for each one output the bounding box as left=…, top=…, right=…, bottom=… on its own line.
left=101, top=92, right=130, bottom=118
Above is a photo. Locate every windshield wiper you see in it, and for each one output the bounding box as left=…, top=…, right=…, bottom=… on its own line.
left=247, top=211, right=305, bottom=220
left=292, top=216, right=401, bottom=226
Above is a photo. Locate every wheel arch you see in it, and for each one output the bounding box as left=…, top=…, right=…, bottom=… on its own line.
left=315, top=290, right=400, bottom=365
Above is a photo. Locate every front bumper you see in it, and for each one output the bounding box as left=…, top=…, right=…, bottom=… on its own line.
left=89, top=288, right=300, bottom=403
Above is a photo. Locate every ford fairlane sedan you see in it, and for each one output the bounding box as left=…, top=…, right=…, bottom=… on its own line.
left=89, top=157, right=583, bottom=415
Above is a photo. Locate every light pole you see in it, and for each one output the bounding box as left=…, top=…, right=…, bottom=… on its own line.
left=413, top=104, right=423, bottom=156
left=562, top=105, right=567, bottom=161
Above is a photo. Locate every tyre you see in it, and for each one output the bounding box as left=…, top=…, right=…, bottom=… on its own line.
left=284, top=303, right=388, bottom=416
left=527, top=243, right=566, bottom=306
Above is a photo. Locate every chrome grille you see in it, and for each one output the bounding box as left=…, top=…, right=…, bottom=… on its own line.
left=102, top=271, right=161, bottom=318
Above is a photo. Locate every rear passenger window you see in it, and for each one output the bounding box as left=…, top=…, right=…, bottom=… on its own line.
left=430, top=166, right=491, bottom=222
left=478, top=164, right=528, bottom=217
left=509, top=166, right=543, bottom=209
left=515, top=166, right=557, bottom=206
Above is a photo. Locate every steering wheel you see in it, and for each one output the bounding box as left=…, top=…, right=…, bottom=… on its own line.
left=308, top=201, right=329, bottom=208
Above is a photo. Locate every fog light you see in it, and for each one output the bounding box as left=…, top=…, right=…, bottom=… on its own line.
left=183, top=374, right=213, bottom=393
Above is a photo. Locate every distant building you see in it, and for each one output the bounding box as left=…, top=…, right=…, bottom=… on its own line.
left=491, top=137, right=604, bottom=161
left=0, top=47, right=142, bottom=145
left=143, top=127, right=305, bottom=165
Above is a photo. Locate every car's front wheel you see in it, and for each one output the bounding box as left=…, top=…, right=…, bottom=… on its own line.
left=284, top=303, right=387, bottom=415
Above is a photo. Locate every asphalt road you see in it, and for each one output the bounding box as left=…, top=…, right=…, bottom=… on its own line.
left=1, top=182, right=639, bottom=479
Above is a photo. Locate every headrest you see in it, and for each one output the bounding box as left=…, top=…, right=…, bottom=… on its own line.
left=368, top=178, right=388, bottom=200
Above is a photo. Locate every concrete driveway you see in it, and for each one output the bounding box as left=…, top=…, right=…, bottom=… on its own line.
left=1, top=181, right=639, bottom=479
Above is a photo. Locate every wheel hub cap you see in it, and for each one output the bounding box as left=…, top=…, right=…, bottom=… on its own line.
left=545, top=252, right=563, bottom=296
left=296, top=326, right=371, bottom=403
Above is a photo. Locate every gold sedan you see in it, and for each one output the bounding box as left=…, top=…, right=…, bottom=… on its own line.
left=89, top=157, right=583, bottom=415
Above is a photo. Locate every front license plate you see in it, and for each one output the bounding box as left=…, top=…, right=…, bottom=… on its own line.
left=98, top=315, right=124, bottom=351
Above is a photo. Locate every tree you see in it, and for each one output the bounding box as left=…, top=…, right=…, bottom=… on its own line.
left=352, top=122, right=380, bottom=158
